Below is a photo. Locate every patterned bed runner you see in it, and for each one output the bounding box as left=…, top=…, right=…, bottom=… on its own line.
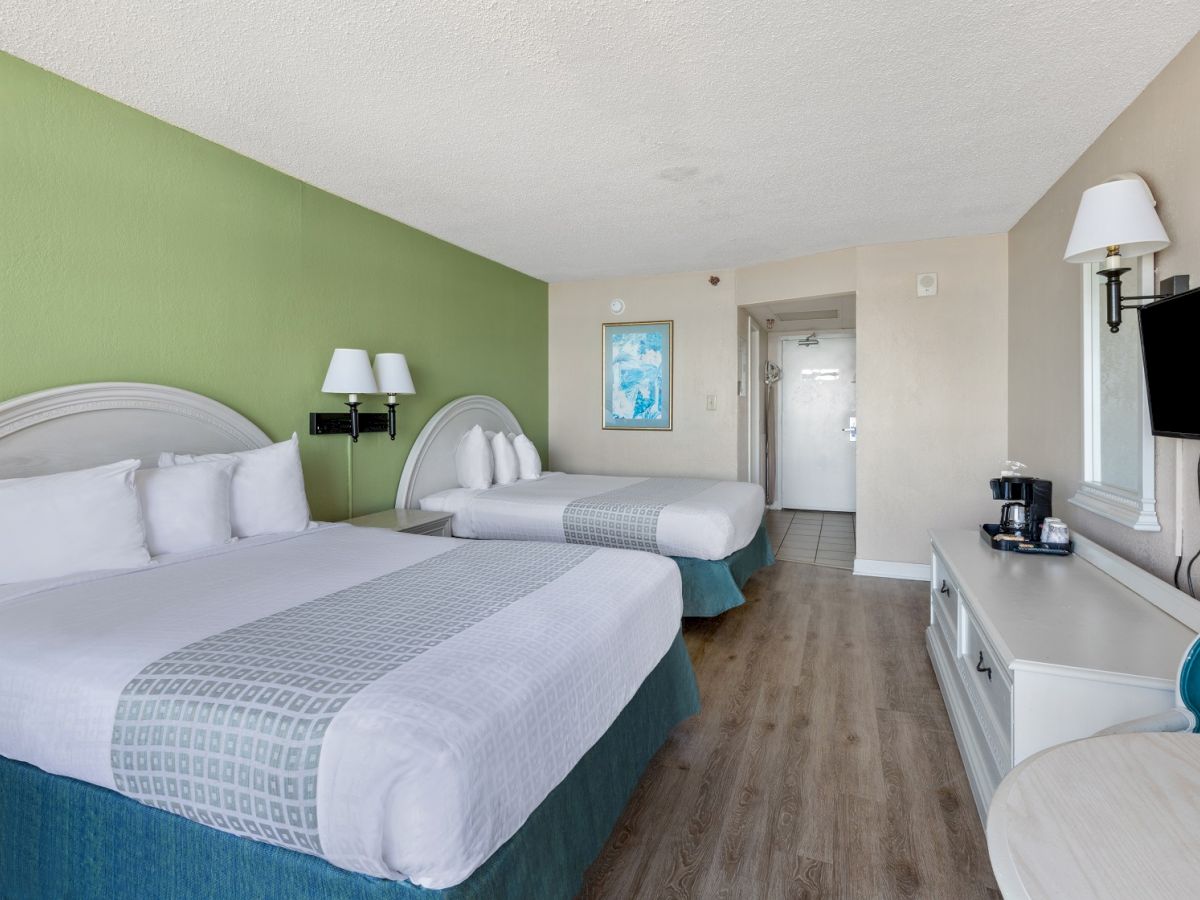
left=110, top=540, right=594, bottom=858
left=562, top=477, right=713, bottom=553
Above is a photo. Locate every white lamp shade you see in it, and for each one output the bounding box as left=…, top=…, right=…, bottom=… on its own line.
left=321, top=348, right=378, bottom=395
left=1064, top=177, right=1170, bottom=263
left=373, top=353, right=415, bottom=395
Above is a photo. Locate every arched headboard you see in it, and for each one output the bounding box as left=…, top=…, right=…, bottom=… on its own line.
left=0, top=382, right=272, bottom=479
left=395, top=395, right=522, bottom=509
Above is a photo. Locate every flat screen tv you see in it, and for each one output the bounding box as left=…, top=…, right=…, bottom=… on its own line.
left=1138, top=286, right=1200, bottom=439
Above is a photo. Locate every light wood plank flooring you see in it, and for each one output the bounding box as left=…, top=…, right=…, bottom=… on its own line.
left=579, top=559, right=998, bottom=899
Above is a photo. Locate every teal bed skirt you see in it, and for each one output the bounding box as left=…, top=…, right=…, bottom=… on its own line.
left=0, top=632, right=699, bottom=900
left=674, top=522, right=776, bottom=617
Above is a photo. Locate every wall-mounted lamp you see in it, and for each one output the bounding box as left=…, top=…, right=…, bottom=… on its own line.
left=1064, top=175, right=1187, bottom=333
left=311, top=349, right=416, bottom=441
left=318, top=348, right=378, bottom=441
left=373, top=353, right=415, bottom=440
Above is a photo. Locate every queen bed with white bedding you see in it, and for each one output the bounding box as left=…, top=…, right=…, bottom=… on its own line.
left=398, top=395, right=775, bottom=617
left=0, top=382, right=700, bottom=900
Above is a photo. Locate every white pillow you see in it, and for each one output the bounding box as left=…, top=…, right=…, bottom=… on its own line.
left=419, top=487, right=484, bottom=513
left=159, top=434, right=310, bottom=538
left=491, top=432, right=519, bottom=485
left=455, top=425, right=493, bottom=490
left=513, top=434, right=543, bottom=481
left=136, top=458, right=238, bottom=556
left=0, top=459, right=151, bottom=583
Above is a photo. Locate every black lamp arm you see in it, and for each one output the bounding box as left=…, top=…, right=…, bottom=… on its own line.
left=345, top=399, right=361, bottom=442
left=385, top=401, right=398, bottom=440
left=1101, top=267, right=1190, bottom=333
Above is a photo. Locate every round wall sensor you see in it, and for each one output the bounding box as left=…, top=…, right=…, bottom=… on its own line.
left=610, top=298, right=625, bottom=315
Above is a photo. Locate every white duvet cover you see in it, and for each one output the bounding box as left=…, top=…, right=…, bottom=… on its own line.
left=0, top=525, right=683, bottom=888
left=421, top=472, right=764, bottom=560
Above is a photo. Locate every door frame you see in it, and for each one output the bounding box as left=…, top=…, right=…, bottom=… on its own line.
left=747, top=319, right=762, bottom=486
left=772, top=330, right=857, bottom=511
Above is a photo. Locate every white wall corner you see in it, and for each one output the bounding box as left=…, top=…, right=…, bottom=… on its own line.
left=853, top=558, right=932, bottom=581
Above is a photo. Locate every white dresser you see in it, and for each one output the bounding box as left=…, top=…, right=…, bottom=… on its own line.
left=926, top=529, right=1198, bottom=824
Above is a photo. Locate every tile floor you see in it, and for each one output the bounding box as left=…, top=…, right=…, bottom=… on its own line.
left=766, top=508, right=856, bottom=570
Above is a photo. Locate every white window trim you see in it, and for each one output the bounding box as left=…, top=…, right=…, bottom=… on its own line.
left=1069, top=259, right=1161, bottom=531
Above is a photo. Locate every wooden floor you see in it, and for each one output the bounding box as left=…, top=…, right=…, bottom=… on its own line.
left=578, top=559, right=999, bottom=900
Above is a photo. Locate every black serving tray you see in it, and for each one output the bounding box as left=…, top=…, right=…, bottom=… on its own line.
left=980, top=523, right=1073, bottom=556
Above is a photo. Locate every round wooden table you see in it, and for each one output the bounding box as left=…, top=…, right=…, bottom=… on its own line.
left=987, top=733, right=1200, bottom=899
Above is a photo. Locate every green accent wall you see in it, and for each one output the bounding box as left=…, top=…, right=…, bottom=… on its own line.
left=0, top=52, right=547, bottom=520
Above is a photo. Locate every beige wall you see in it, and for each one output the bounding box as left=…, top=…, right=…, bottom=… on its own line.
left=856, top=235, right=1009, bottom=564
left=737, top=247, right=857, bottom=305
left=549, top=269, right=739, bottom=478
left=1009, top=33, right=1200, bottom=582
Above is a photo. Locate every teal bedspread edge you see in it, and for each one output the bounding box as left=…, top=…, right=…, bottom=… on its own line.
left=674, top=522, right=775, bottom=617
left=0, top=632, right=699, bottom=900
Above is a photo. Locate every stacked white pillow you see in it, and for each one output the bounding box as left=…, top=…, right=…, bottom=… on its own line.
left=135, top=458, right=239, bottom=556
left=454, top=425, right=542, bottom=489
left=455, top=425, right=494, bottom=490
left=513, top=434, right=543, bottom=480
left=0, top=434, right=312, bottom=585
left=159, top=434, right=311, bottom=538
left=0, top=459, right=152, bottom=583
left=491, top=432, right=520, bottom=485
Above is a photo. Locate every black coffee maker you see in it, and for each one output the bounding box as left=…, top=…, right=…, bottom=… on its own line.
left=989, top=476, right=1053, bottom=544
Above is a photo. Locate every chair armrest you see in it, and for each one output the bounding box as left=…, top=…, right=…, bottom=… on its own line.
left=1094, top=708, right=1196, bottom=737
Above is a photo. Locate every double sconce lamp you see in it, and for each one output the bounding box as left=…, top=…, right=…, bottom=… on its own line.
left=1065, top=174, right=1189, bottom=334
left=310, top=349, right=415, bottom=442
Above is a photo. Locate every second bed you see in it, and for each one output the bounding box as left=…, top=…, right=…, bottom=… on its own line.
left=399, top=396, right=775, bottom=617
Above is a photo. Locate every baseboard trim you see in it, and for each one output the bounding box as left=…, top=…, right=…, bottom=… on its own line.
left=853, top=558, right=931, bottom=581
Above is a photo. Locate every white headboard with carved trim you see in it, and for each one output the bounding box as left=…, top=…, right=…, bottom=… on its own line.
left=0, top=382, right=272, bottom=479
left=395, top=395, right=522, bottom=509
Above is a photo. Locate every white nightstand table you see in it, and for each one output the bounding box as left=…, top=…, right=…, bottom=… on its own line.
left=343, top=508, right=454, bottom=538
left=987, top=732, right=1200, bottom=900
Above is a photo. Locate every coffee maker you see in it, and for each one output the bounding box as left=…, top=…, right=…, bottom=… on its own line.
left=988, top=475, right=1053, bottom=544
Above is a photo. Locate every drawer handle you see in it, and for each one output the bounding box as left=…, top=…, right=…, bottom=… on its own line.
left=939, top=580, right=950, bottom=595
left=975, top=651, right=992, bottom=682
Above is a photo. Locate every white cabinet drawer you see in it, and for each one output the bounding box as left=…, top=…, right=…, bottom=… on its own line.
left=930, top=551, right=960, bottom=642
left=959, top=605, right=1013, bottom=767
left=932, top=574, right=958, bottom=644
left=932, top=592, right=957, bottom=653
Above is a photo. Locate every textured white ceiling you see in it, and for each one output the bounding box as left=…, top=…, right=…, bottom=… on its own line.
left=3, top=3, right=1199, bottom=282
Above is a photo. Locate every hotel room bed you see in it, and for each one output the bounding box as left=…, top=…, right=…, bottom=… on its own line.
left=0, top=524, right=697, bottom=898
left=0, top=382, right=700, bottom=900
left=399, top=396, right=775, bottom=618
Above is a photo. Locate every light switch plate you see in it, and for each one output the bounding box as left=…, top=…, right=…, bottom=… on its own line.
left=917, top=273, right=938, bottom=297
left=705, top=394, right=717, bottom=411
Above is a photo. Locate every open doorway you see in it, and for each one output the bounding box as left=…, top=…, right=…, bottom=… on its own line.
left=742, top=293, right=857, bottom=570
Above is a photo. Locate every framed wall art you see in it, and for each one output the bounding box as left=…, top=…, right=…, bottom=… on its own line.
left=601, top=320, right=673, bottom=430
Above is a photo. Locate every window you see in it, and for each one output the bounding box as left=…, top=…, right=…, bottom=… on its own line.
left=1070, top=257, right=1160, bottom=530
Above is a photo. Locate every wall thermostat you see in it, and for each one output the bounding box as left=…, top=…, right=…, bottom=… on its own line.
left=609, top=298, right=625, bottom=314
left=917, top=273, right=938, bottom=297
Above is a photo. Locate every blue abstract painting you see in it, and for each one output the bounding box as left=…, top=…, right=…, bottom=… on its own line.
left=603, top=321, right=672, bottom=430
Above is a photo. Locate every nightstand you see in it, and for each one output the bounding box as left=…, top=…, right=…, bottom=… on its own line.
left=343, top=508, right=454, bottom=537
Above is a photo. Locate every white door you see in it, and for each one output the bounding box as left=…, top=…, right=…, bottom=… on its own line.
left=778, top=333, right=856, bottom=511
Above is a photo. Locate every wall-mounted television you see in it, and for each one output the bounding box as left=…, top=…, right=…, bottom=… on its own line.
left=1138, top=285, right=1200, bottom=439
